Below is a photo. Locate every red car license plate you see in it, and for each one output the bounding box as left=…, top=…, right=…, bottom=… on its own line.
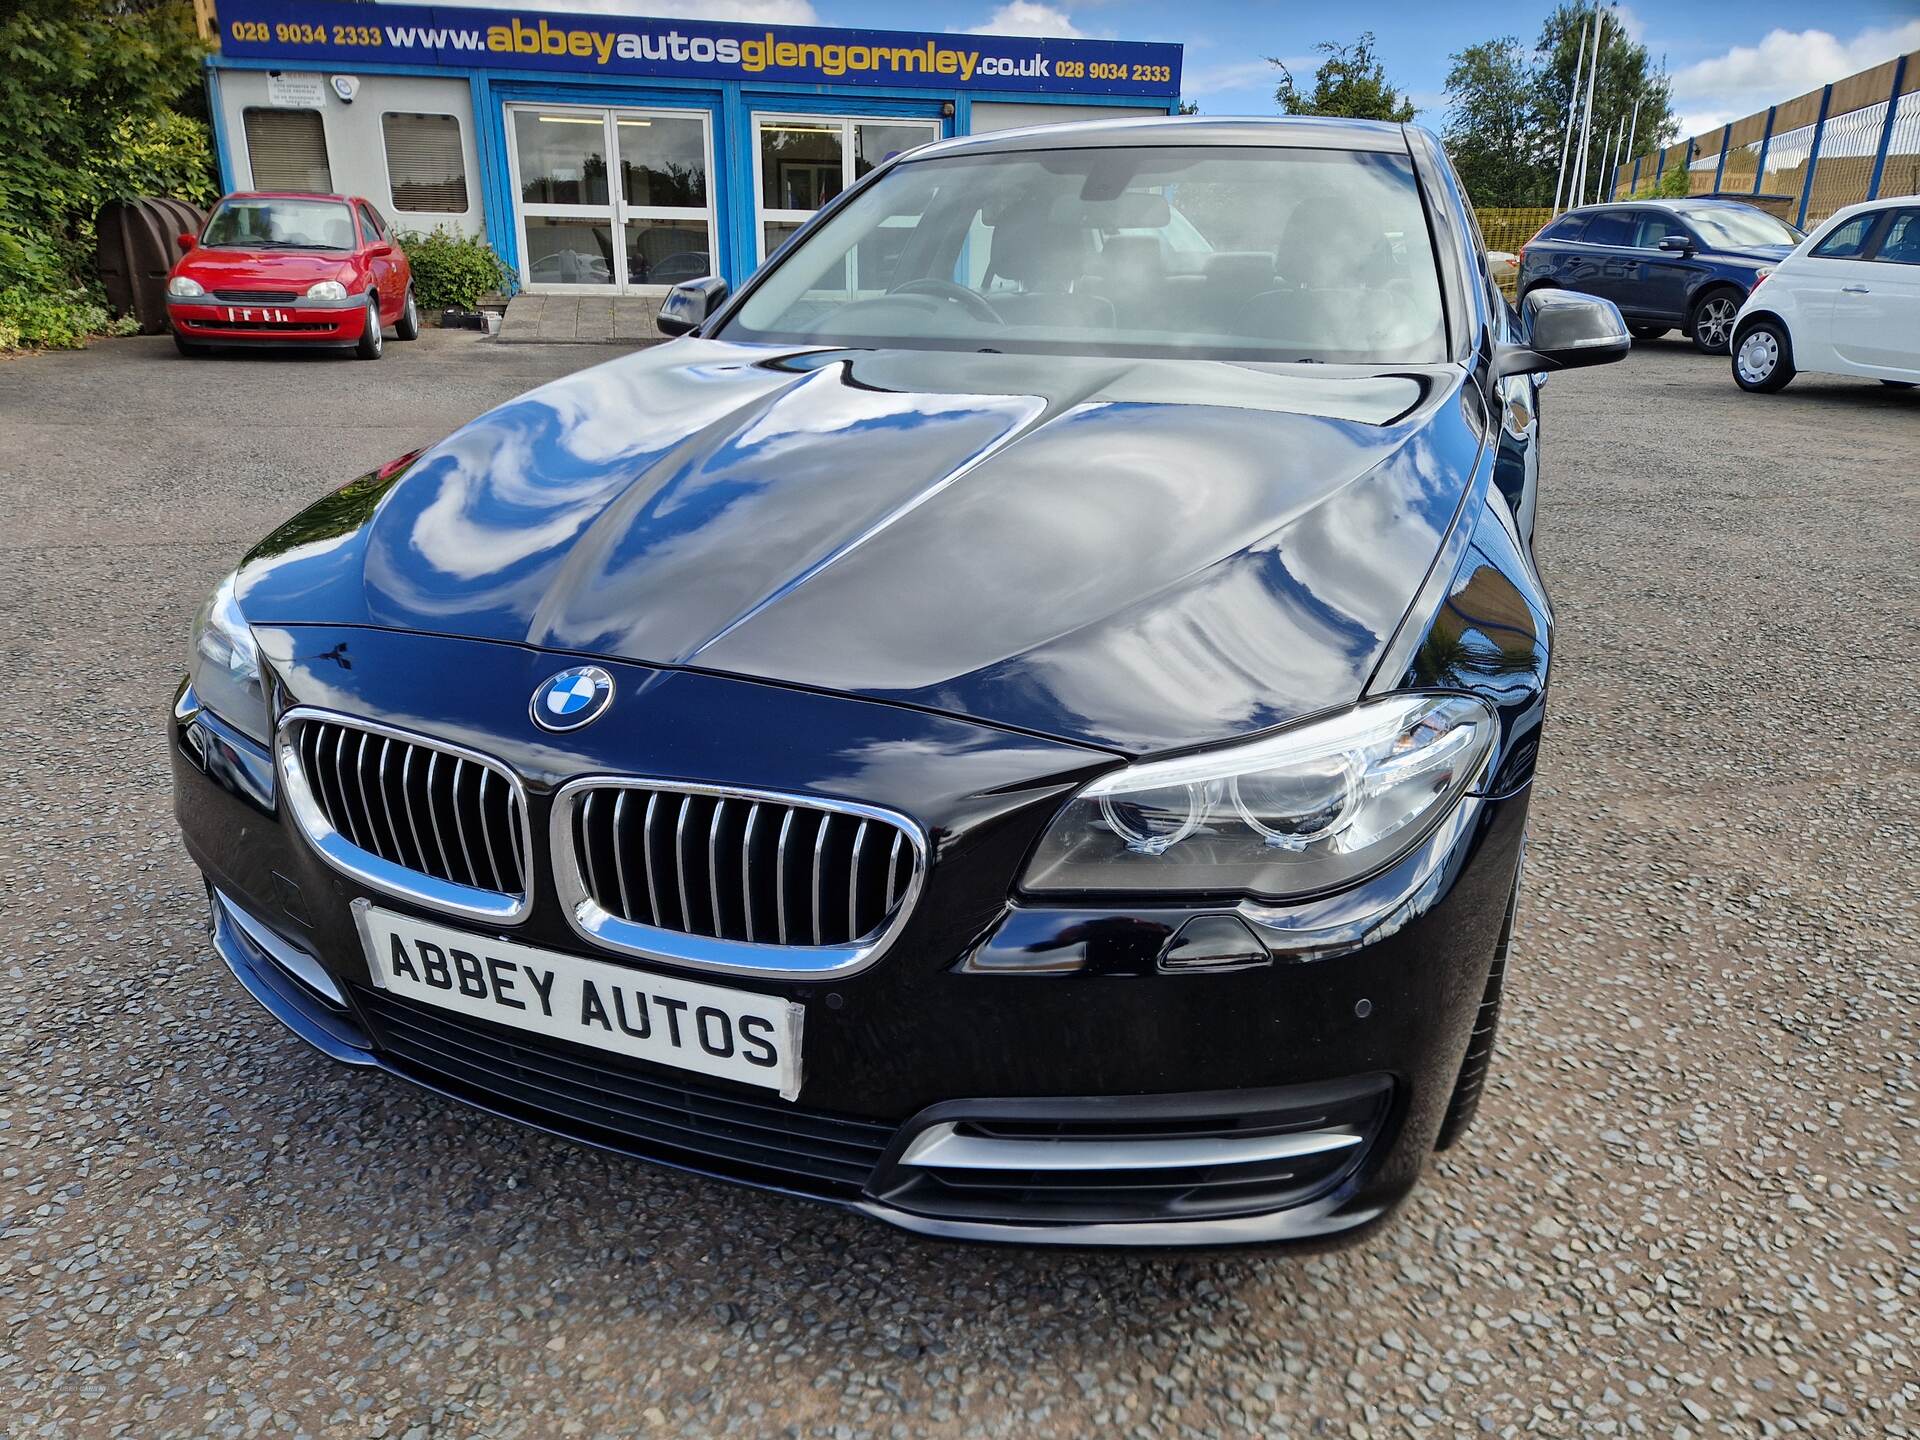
left=224, top=307, right=292, bottom=323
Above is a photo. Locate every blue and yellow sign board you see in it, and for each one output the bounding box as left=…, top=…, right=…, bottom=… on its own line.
left=218, top=0, right=1183, bottom=97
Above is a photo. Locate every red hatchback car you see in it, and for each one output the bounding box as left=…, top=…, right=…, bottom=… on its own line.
left=166, top=192, right=418, bottom=359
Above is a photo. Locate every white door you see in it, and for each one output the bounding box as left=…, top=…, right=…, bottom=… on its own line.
left=751, top=114, right=939, bottom=265
left=1830, top=206, right=1920, bottom=380
left=1785, top=210, right=1880, bottom=374
left=507, top=105, right=714, bottom=293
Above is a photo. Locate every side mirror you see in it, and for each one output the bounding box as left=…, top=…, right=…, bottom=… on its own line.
left=1494, top=288, right=1630, bottom=378
left=1657, top=234, right=1693, bottom=253
left=657, top=276, right=728, bottom=337
left=177, top=233, right=197, bottom=252
left=368, top=242, right=394, bottom=259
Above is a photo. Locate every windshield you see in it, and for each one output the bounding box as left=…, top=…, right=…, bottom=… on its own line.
left=719, top=146, right=1447, bottom=363
left=1681, top=206, right=1802, bottom=250
left=202, top=199, right=356, bottom=251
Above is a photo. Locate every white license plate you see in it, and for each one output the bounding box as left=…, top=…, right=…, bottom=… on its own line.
left=225, top=306, right=291, bottom=323
left=352, top=902, right=804, bottom=1100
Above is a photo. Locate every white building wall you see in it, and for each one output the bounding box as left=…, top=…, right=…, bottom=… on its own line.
left=969, top=102, right=1154, bottom=133
left=215, top=71, right=482, bottom=237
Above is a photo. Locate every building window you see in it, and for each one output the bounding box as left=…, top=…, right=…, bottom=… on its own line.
left=243, top=107, right=332, bottom=192
left=751, top=115, right=940, bottom=262
left=382, top=112, right=468, bottom=213
left=507, top=105, right=714, bottom=291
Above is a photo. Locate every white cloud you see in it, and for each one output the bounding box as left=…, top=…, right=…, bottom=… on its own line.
left=376, top=0, right=821, bottom=20
left=1669, top=19, right=1920, bottom=130
left=966, top=3, right=1086, bottom=39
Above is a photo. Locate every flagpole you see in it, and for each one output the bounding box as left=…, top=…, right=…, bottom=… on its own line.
left=1552, top=11, right=1589, bottom=213
left=1573, top=4, right=1605, bottom=205
left=1574, top=6, right=1605, bottom=203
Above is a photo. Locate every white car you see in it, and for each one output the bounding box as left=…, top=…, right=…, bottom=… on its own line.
left=1730, top=195, right=1920, bottom=393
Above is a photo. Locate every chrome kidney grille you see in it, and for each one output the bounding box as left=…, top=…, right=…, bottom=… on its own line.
left=277, top=711, right=531, bottom=923
left=553, top=781, right=925, bottom=972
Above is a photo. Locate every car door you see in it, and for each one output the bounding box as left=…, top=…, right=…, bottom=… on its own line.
left=356, top=202, right=398, bottom=317
left=1831, top=207, right=1920, bottom=379
left=1525, top=212, right=1588, bottom=293
left=1570, top=210, right=1638, bottom=309
left=1796, top=210, right=1890, bottom=376
left=1630, top=209, right=1695, bottom=321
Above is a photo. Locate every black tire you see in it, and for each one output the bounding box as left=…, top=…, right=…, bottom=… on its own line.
left=355, top=296, right=384, bottom=359
left=172, top=332, right=207, bottom=357
left=1732, top=317, right=1796, bottom=393
left=1434, top=877, right=1517, bottom=1151
left=394, top=286, right=420, bottom=342
left=1881, top=380, right=1916, bottom=389
left=1627, top=323, right=1671, bottom=341
left=1688, top=289, right=1742, bottom=354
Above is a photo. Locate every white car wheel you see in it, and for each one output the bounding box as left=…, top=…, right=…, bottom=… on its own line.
left=1735, top=330, right=1778, bottom=384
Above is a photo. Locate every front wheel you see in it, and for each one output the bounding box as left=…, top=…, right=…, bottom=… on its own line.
left=355, top=296, right=384, bottom=359
left=1628, top=323, right=1671, bottom=341
left=1689, top=291, right=1741, bottom=354
left=394, top=286, right=420, bottom=342
left=172, top=331, right=207, bottom=357
left=1732, top=319, right=1795, bottom=393
left=1434, top=878, right=1517, bottom=1151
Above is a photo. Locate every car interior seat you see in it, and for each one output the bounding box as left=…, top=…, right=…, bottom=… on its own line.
left=982, top=215, right=1116, bottom=330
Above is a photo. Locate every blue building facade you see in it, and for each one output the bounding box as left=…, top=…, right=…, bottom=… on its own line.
left=204, top=1, right=1183, bottom=293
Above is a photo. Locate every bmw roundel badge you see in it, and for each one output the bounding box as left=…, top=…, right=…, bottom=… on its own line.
left=531, top=665, right=615, bottom=732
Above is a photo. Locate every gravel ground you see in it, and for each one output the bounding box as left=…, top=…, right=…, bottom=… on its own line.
left=1, top=330, right=1915, bottom=1439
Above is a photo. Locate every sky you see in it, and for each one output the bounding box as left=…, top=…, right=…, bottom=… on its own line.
left=411, top=0, right=1920, bottom=142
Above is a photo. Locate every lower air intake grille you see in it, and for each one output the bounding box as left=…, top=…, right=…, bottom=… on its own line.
left=356, top=987, right=896, bottom=1197
left=561, top=783, right=919, bottom=947
left=873, top=1076, right=1394, bottom=1225
left=281, top=713, right=529, bottom=914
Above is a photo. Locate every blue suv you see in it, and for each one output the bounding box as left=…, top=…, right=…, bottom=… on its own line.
left=1518, top=199, right=1802, bottom=354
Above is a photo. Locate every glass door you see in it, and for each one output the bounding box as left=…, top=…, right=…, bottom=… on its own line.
left=511, top=106, right=617, bottom=289
left=509, top=105, right=714, bottom=293
left=615, top=110, right=714, bottom=291
left=752, top=115, right=939, bottom=265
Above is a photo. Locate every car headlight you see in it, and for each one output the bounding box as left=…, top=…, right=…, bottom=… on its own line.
left=188, top=573, right=270, bottom=745
left=167, top=275, right=204, bottom=298
left=306, top=280, right=348, bottom=301
left=1022, top=695, right=1497, bottom=900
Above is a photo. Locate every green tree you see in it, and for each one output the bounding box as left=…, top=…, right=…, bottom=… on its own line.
left=1443, top=37, right=1542, bottom=206
left=0, top=0, right=214, bottom=338
left=1273, top=34, right=1417, bottom=123
left=1531, top=4, right=1675, bottom=205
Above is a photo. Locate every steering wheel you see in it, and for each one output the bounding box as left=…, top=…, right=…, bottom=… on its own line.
left=888, top=278, right=1003, bottom=325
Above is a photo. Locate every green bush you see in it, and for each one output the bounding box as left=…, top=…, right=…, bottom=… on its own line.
left=396, top=228, right=514, bottom=311
left=0, top=286, right=131, bottom=350
left=0, top=0, right=217, bottom=349
left=88, top=109, right=221, bottom=214
left=1632, top=164, right=1691, bottom=200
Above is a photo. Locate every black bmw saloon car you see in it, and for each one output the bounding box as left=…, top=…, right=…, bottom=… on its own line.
left=172, top=116, right=1628, bottom=1247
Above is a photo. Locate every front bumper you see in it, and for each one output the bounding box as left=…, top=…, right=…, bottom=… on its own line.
left=168, top=294, right=369, bottom=345
left=174, top=630, right=1530, bottom=1247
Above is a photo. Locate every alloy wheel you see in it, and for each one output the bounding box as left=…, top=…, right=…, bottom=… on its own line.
left=1697, top=297, right=1737, bottom=349
left=1735, top=330, right=1777, bottom=385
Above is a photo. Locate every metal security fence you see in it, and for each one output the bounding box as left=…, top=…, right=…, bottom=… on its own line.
left=1474, top=207, right=1557, bottom=256
left=1472, top=207, right=1556, bottom=297
left=1607, top=50, right=1919, bottom=228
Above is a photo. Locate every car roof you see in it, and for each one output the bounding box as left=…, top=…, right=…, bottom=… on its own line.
left=222, top=191, right=359, bottom=204
left=1566, top=197, right=1767, bottom=213
left=912, top=114, right=1415, bottom=161
left=1817, top=193, right=1917, bottom=223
